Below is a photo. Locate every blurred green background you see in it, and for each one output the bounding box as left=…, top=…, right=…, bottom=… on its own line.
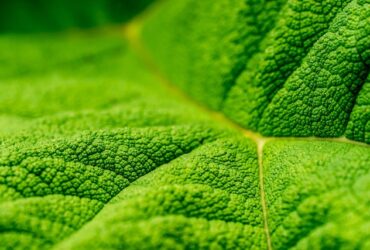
left=0, top=0, right=154, bottom=33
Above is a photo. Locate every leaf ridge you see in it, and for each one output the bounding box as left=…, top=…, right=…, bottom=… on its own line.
left=124, top=6, right=370, bottom=148
left=257, top=0, right=355, bottom=123
left=220, top=0, right=288, bottom=106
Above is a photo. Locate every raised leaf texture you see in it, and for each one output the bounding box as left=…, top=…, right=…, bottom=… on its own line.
left=0, top=0, right=369, bottom=249
left=144, top=0, right=370, bottom=143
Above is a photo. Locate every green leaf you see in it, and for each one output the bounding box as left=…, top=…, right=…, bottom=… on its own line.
left=0, top=0, right=153, bottom=33
left=144, top=0, right=370, bottom=143
left=0, top=0, right=369, bottom=250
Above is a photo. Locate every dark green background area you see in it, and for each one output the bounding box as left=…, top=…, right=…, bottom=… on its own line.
left=0, top=0, right=153, bottom=33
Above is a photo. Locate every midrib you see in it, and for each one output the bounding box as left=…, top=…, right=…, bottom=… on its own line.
left=257, top=137, right=271, bottom=250
left=122, top=3, right=370, bottom=249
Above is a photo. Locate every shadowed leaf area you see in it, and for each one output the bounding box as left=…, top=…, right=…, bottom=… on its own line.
left=0, top=0, right=153, bottom=33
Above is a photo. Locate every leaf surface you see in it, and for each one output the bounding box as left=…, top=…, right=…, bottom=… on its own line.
left=0, top=1, right=369, bottom=250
